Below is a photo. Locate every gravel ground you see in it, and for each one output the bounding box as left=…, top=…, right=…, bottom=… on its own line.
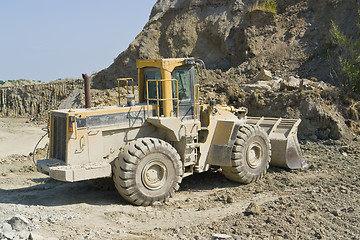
left=0, top=121, right=359, bottom=239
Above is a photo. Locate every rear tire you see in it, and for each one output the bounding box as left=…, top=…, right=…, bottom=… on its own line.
left=222, top=124, right=271, bottom=184
left=113, top=138, right=183, bottom=206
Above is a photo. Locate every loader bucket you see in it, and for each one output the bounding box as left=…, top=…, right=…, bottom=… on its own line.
left=246, top=117, right=308, bottom=169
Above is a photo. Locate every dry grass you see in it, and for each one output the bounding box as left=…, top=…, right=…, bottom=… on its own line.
left=347, top=100, right=360, bottom=121
left=249, top=0, right=277, bottom=14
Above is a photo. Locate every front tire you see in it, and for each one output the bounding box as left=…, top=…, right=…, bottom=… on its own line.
left=222, top=124, right=271, bottom=184
left=113, top=138, right=183, bottom=206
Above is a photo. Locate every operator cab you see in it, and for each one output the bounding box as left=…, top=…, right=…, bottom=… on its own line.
left=138, top=58, right=199, bottom=120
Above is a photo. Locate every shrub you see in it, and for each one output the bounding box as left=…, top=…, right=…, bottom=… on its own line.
left=249, top=0, right=277, bottom=14
left=330, top=9, right=360, bottom=93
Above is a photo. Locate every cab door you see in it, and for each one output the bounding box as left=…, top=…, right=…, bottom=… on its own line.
left=171, top=66, right=197, bottom=120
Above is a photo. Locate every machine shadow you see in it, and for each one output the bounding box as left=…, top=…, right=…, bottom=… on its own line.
left=0, top=178, right=126, bottom=207
left=0, top=167, right=290, bottom=207
left=179, top=166, right=291, bottom=192
left=179, top=168, right=240, bottom=192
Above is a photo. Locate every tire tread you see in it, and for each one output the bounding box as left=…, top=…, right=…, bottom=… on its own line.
left=113, top=137, right=182, bottom=206
left=222, top=124, right=271, bottom=184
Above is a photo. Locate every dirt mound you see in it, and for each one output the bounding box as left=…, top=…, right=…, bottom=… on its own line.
left=198, top=73, right=360, bottom=140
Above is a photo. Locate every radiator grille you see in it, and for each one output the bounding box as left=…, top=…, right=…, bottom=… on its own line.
left=51, top=115, right=67, bottom=162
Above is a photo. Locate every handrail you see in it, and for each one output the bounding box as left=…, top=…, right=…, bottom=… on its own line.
left=193, top=84, right=200, bottom=120
left=117, top=78, right=134, bottom=105
left=146, top=79, right=179, bottom=118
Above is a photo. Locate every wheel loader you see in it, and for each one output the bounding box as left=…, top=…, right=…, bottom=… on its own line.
left=36, top=58, right=307, bottom=206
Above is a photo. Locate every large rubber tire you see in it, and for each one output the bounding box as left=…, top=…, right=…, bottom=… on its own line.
left=113, top=138, right=183, bottom=206
left=222, top=124, right=271, bottom=184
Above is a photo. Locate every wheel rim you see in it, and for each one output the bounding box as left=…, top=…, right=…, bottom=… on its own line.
left=246, top=142, right=263, bottom=169
left=141, top=160, right=168, bottom=190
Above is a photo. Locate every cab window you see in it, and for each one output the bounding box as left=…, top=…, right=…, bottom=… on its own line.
left=172, top=66, right=196, bottom=101
left=144, top=68, right=161, bottom=100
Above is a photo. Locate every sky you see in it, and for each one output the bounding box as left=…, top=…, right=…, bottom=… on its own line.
left=0, top=0, right=157, bottom=82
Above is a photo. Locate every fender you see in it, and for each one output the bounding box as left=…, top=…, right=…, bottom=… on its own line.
left=206, top=120, right=242, bottom=167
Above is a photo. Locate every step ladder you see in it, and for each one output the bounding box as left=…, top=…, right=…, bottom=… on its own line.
left=181, top=122, right=200, bottom=177
left=184, top=132, right=199, bottom=167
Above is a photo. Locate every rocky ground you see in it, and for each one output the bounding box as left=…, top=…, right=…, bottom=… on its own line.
left=0, top=118, right=359, bottom=240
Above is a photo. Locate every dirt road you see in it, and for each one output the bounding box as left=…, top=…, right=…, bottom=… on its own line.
left=0, top=118, right=46, bottom=159
left=0, top=118, right=359, bottom=240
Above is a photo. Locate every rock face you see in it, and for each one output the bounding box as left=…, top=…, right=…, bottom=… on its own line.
left=0, top=79, right=83, bottom=119
left=92, top=0, right=360, bottom=89
left=93, top=0, right=250, bottom=88
left=0, top=79, right=123, bottom=119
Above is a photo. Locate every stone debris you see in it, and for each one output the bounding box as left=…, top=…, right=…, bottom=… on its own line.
left=28, top=232, right=60, bottom=240
left=0, top=215, right=60, bottom=240
left=241, top=83, right=272, bottom=92
left=331, top=209, right=342, bottom=217
left=211, top=233, right=233, bottom=240
left=0, top=215, right=31, bottom=240
left=278, top=76, right=332, bottom=92
left=245, top=202, right=262, bottom=215
left=254, top=69, right=273, bottom=82
left=226, top=195, right=235, bottom=204
left=0, top=222, right=15, bottom=240
left=7, top=215, right=30, bottom=231
left=280, top=76, right=303, bottom=91
left=241, top=72, right=332, bottom=93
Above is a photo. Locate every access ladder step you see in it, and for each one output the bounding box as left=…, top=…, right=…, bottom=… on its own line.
left=186, top=133, right=198, bottom=138
left=186, top=143, right=200, bottom=149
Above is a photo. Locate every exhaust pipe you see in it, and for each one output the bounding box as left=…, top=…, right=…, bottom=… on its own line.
left=82, top=73, right=91, bottom=109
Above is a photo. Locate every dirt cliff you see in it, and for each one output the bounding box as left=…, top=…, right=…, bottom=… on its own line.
left=92, top=0, right=360, bottom=89
left=90, top=0, right=360, bottom=140
left=0, top=80, right=83, bottom=119
left=0, top=79, right=122, bottom=120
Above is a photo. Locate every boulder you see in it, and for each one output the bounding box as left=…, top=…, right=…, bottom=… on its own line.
left=7, top=215, right=30, bottom=231
left=0, top=222, right=15, bottom=239
left=254, top=69, right=273, bottom=82
left=241, top=83, right=272, bottom=91
left=280, top=76, right=302, bottom=91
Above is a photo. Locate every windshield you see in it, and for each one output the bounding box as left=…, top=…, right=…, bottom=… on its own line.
left=172, top=66, right=195, bottom=101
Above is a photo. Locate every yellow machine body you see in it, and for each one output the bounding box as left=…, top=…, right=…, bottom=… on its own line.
left=37, top=58, right=306, bottom=206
